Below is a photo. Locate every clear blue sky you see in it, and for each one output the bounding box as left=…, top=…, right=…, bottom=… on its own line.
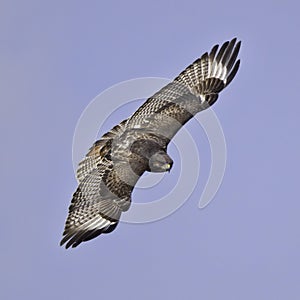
left=1, top=1, right=300, bottom=299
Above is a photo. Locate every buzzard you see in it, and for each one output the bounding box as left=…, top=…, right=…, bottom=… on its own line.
left=61, top=38, right=241, bottom=248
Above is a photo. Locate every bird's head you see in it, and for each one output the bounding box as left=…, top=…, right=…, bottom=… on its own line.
left=148, top=151, right=173, bottom=173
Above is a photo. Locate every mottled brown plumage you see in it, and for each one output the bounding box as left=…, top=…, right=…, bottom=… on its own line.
left=61, top=38, right=241, bottom=248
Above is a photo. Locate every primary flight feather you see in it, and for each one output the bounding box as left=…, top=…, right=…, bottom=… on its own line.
left=61, top=38, right=241, bottom=248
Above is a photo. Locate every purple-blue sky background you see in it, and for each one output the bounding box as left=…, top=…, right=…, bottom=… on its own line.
left=1, top=1, right=300, bottom=299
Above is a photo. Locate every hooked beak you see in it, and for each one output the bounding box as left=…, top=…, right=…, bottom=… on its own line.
left=165, top=163, right=172, bottom=172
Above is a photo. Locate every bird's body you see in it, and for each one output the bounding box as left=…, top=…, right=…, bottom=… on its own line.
left=61, top=38, right=241, bottom=248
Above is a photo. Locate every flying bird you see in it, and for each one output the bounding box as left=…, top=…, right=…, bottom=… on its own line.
left=61, top=38, right=241, bottom=248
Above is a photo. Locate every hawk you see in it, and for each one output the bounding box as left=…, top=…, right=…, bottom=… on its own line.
left=61, top=38, right=241, bottom=248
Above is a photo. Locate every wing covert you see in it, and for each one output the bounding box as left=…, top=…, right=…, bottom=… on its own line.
left=76, top=119, right=127, bottom=182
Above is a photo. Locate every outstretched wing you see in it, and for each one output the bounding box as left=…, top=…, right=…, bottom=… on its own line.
left=61, top=118, right=135, bottom=248
left=126, top=38, right=241, bottom=141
